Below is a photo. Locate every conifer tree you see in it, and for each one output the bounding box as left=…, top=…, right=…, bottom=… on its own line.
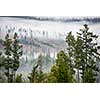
left=3, top=33, right=23, bottom=82
left=65, top=24, right=100, bottom=83
left=15, top=74, right=23, bottom=83
left=11, top=33, right=23, bottom=82
left=51, top=51, right=75, bottom=83
left=28, top=64, right=38, bottom=83
left=66, top=32, right=76, bottom=75
left=3, top=34, right=12, bottom=82
left=77, top=24, right=100, bottom=82
left=28, top=54, right=44, bottom=83
left=74, top=35, right=84, bottom=82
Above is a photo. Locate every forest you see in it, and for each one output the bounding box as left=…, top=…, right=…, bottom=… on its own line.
left=0, top=24, right=100, bottom=83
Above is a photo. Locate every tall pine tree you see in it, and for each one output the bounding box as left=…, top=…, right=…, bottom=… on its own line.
left=11, top=33, right=23, bottom=82
left=65, top=24, right=100, bottom=83
left=77, top=24, right=100, bottom=82
left=3, top=34, right=12, bottom=82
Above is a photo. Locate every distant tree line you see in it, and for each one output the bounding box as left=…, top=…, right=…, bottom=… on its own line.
left=1, top=16, right=100, bottom=23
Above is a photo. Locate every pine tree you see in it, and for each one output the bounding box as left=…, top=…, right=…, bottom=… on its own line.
left=37, top=54, right=44, bottom=82
left=3, top=34, right=12, bottom=82
left=11, top=33, right=23, bottom=82
left=77, top=24, right=100, bottom=82
left=74, top=35, right=84, bottom=82
left=66, top=32, right=81, bottom=82
left=64, top=24, right=100, bottom=83
left=28, top=54, right=44, bottom=83
left=65, top=24, right=100, bottom=83
left=28, top=64, right=38, bottom=83
left=15, top=74, right=23, bottom=83
left=51, top=50, right=75, bottom=83
left=3, top=33, right=23, bottom=82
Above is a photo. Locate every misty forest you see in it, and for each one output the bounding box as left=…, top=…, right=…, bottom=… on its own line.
left=0, top=17, right=100, bottom=83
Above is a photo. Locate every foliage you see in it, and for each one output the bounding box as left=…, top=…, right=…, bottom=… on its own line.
left=1, top=33, right=23, bottom=82
left=15, top=74, right=23, bottom=83
left=50, top=51, right=75, bottom=83
left=77, top=24, right=100, bottom=82
left=3, top=34, right=12, bottom=82
left=0, top=52, right=4, bottom=67
left=0, top=25, right=100, bottom=83
left=49, top=24, right=100, bottom=83
left=28, top=64, right=38, bottom=83
left=11, top=33, right=23, bottom=82
left=65, top=24, right=100, bottom=83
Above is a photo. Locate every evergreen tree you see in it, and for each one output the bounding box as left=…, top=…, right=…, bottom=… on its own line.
left=28, top=64, right=38, bottom=83
left=11, top=33, right=23, bottom=82
left=51, top=51, right=75, bottom=83
left=65, top=24, right=100, bottom=83
left=3, top=33, right=23, bottom=82
left=66, top=32, right=76, bottom=74
left=77, top=24, right=100, bottom=82
left=3, top=34, right=12, bottom=82
left=37, top=54, right=44, bottom=82
left=28, top=54, right=45, bottom=83
left=66, top=32, right=82, bottom=82
left=15, top=74, right=23, bottom=83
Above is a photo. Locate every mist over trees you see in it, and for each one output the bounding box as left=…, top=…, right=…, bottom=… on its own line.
left=0, top=24, right=100, bottom=83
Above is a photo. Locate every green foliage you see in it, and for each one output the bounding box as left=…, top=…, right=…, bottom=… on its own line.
left=11, top=33, right=23, bottom=82
left=65, top=24, right=100, bottom=83
left=12, top=33, right=23, bottom=71
left=1, top=33, right=23, bottom=83
left=28, top=64, right=38, bottom=83
left=76, top=24, right=100, bottom=82
left=49, top=24, right=100, bottom=83
left=27, top=24, right=100, bottom=83
left=0, top=52, right=4, bottom=67
left=28, top=54, right=47, bottom=83
left=15, top=74, right=23, bottom=83
left=42, top=72, right=58, bottom=83
left=0, top=52, right=7, bottom=83
left=50, top=51, right=75, bottom=83
left=3, top=34, right=12, bottom=82
left=66, top=32, right=76, bottom=74
left=0, top=25, right=100, bottom=83
left=28, top=64, right=48, bottom=83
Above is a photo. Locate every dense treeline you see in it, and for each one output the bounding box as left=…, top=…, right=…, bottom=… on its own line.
left=1, top=16, right=100, bottom=23
left=0, top=24, right=100, bottom=83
